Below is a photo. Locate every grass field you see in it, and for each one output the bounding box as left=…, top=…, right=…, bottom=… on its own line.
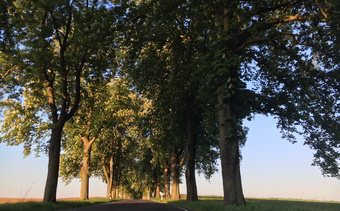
left=1, top=196, right=339, bottom=211
left=0, top=198, right=120, bottom=211
left=168, top=196, right=340, bottom=211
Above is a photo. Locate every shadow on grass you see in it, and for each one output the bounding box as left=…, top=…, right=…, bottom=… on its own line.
left=168, top=197, right=340, bottom=211
left=0, top=198, right=122, bottom=211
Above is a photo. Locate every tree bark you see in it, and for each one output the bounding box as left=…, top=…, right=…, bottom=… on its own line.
left=116, top=185, right=120, bottom=198
left=235, top=152, right=245, bottom=202
left=111, top=183, right=117, bottom=199
left=164, top=162, right=170, bottom=199
left=155, top=174, right=160, bottom=198
left=110, top=155, right=117, bottom=199
left=171, top=153, right=180, bottom=200
left=213, top=4, right=246, bottom=205
left=119, top=183, right=123, bottom=198
left=185, top=112, right=198, bottom=201
left=115, top=166, right=120, bottom=198
left=106, top=177, right=112, bottom=198
left=152, top=170, right=160, bottom=198
left=148, top=187, right=152, bottom=199
left=217, top=86, right=246, bottom=205
left=43, top=122, right=64, bottom=203
left=80, top=149, right=90, bottom=200
left=177, top=182, right=181, bottom=199
left=80, top=136, right=94, bottom=200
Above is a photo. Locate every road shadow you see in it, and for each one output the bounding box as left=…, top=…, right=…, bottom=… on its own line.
left=61, top=199, right=186, bottom=211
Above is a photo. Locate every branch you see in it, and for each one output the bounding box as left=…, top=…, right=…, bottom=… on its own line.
left=79, top=135, right=95, bottom=146
left=236, top=11, right=306, bottom=52
left=103, top=165, right=109, bottom=183
left=238, top=0, right=301, bottom=27
left=46, top=79, right=58, bottom=123
left=249, top=0, right=300, bottom=17
left=49, top=10, right=63, bottom=51
left=315, top=0, right=328, bottom=20
left=237, top=33, right=279, bottom=51
left=66, top=55, right=86, bottom=121
left=0, top=67, right=19, bottom=79
left=263, top=14, right=303, bottom=29
left=179, top=157, right=185, bottom=166
left=89, top=137, right=96, bottom=147
left=39, top=10, right=59, bottom=123
left=63, top=2, right=73, bottom=50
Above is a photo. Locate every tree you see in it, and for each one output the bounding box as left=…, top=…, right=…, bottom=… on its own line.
left=197, top=0, right=339, bottom=205
left=2, top=0, right=338, bottom=206
left=124, top=0, right=339, bottom=206
left=60, top=76, right=142, bottom=199
left=124, top=0, right=220, bottom=201
left=0, top=0, right=120, bottom=202
left=61, top=78, right=116, bottom=200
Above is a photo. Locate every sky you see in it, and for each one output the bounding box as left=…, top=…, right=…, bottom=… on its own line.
left=0, top=114, right=339, bottom=201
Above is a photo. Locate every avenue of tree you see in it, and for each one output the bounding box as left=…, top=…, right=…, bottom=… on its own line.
left=0, top=0, right=339, bottom=206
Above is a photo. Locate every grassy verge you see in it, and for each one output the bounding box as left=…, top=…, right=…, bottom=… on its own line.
left=168, top=196, right=340, bottom=211
left=0, top=198, right=121, bottom=211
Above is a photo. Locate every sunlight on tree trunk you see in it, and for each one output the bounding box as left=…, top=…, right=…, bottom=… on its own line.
left=43, top=123, right=64, bottom=202
left=171, top=153, right=180, bottom=200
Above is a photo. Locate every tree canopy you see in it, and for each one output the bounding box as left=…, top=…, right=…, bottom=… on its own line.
left=0, top=0, right=339, bottom=206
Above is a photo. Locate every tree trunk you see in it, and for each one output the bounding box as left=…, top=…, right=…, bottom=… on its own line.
left=148, top=187, right=152, bottom=199
left=177, top=182, right=181, bottom=199
left=217, top=86, right=246, bottom=205
left=164, top=162, right=170, bottom=199
left=103, top=154, right=117, bottom=199
left=185, top=113, right=198, bottom=201
left=171, top=153, right=180, bottom=200
left=80, top=149, right=90, bottom=200
left=110, top=155, right=117, bottom=199
left=43, top=123, right=64, bottom=203
left=116, top=185, right=120, bottom=198
left=111, top=183, right=116, bottom=199
left=115, top=166, right=120, bottom=198
left=156, top=178, right=160, bottom=198
left=119, top=183, right=123, bottom=198
left=236, top=152, right=245, bottom=201
left=106, top=179, right=112, bottom=198
left=80, top=137, right=94, bottom=200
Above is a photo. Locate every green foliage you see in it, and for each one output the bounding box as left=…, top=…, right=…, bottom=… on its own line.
left=0, top=96, right=50, bottom=156
left=124, top=0, right=221, bottom=180
left=1, top=0, right=339, bottom=203
left=186, top=0, right=340, bottom=178
left=0, top=0, right=120, bottom=158
left=60, top=76, right=143, bottom=184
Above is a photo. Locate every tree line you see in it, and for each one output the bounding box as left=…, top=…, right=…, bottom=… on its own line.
left=0, top=0, right=339, bottom=206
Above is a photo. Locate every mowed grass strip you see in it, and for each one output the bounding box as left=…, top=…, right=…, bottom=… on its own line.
left=0, top=198, right=121, bottom=211
left=168, top=196, right=340, bottom=211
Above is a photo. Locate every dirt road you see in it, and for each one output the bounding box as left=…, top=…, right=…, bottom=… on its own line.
left=61, top=200, right=187, bottom=211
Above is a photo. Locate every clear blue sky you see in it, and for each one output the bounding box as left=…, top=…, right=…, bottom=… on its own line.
left=0, top=114, right=339, bottom=201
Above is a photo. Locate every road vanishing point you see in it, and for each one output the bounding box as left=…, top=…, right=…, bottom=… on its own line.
left=61, top=200, right=187, bottom=211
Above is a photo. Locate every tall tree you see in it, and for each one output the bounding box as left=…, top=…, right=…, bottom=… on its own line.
left=61, top=77, right=127, bottom=200
left=124, top=0, right=339, bottom=206
left=197, top=0, right=340, bottom=205
left=124, top=0, right=220, bottom=201
left=0, top=0, right=120, bottom=202
left=60, top=77, right=142, bottom=199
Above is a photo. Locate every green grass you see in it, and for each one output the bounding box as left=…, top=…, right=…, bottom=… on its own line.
left=0, top=198, right=121, bottom=211
left=168, top=196, right=340, bottom=211
left=3, top=196, right=339, bottom=211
